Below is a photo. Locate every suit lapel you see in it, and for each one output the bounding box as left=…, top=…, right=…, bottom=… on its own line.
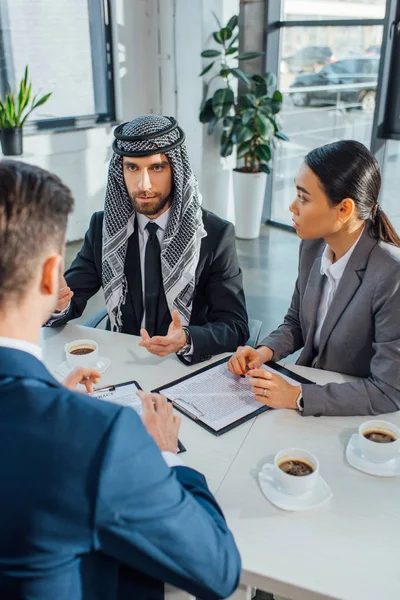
left=316, top=268, right=362, bottom=363
left=315, top=226, right=377, bottom=364
left=300, top=253, right=325, bottom=361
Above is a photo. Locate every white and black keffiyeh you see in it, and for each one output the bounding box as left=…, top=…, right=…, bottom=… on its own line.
left=102, top=114, right=206, bottom=332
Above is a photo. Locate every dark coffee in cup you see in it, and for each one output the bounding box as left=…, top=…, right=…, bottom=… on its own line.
left=69, top=347, right=95, bottom=355
left=278, top=459, right=314, bottom=477
left=363, top=430, right=397, bottom=443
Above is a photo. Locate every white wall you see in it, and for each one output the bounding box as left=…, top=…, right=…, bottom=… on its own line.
left=200, top=0, right=239, bottom=222
left=10, top=0, right=239, bottom=241
left=140, top=0, right=239, bottom=221
left=22, top=127, right=114, bottom=242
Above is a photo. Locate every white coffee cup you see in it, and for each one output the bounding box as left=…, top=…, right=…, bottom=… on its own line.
left=65, top=339, right=99, bottom=369
left=358, top=420, right=400, bottom=464
left=261, top=448, right=320, bottom=496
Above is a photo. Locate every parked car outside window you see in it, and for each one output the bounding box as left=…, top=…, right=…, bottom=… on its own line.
left=281, top=46, right=334, bottom=74
left=289, top=57, right=379, bottom=112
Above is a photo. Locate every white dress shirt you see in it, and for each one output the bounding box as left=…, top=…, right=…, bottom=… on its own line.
left=0, top=337, right=43, bottom=360
left=0, top=336, right=182, bottom=467
left=313, top=228, right=364, bottom=354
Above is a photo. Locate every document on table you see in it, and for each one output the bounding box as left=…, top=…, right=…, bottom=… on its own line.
left=156, top=359, right=306, bottom=435
left=91, top=380, right=186, bottom=453
left=262, top=364, right=306, bottom=387
left=92, top=381, right=143, bottom=415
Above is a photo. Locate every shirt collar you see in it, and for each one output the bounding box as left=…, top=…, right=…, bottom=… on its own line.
left=135, top=207, right=170, bottom=234
left=320, top=227, right=364, bottom=279
left=0, top=337, right=42, bottom=360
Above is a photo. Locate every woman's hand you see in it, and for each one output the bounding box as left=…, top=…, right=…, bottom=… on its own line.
left=247, top=368, right=300, bottom=409
left=228, top=345, right=273, bottom=376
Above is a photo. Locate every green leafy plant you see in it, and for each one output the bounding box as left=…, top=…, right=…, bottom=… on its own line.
left=199, top=14, right=288, bottom=173
left=0, top=66, right=52, bottom=129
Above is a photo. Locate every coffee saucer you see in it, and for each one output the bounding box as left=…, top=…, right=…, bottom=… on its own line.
left=258, top=463, right=332, bottom=511
left=55, top=357, right=111, bottom=379
left=346, top=433, right=400, bottom=477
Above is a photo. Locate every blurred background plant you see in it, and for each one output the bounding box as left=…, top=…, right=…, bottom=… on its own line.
left=0, top=66, right=52, bottom=129
left=199, top=14, right=288, bottom=174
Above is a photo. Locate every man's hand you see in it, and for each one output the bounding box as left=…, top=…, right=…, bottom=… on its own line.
left=138, top=391, right=181, bottom=453
left=227, top=345, right=273, bottom=376
left=62, top=367, right=102, bottom=393
left=138, top=310, right=186, bottom=357
left=55, top=276, right=74, bottom=312
left=247, top=368, right=300, bottom=409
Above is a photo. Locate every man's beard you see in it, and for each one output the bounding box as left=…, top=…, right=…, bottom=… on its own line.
left=130, top=191, right=172, bottom=216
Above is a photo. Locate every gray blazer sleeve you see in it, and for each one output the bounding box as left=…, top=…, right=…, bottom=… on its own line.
left=258, top=243, right=304, bottom=360
left=302, top=265, right=400, bottom=416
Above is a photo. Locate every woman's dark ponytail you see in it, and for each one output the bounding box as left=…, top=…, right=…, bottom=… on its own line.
left=305, top=140, right=400, bottom=248
left=371, top=204, right=400, bottom=247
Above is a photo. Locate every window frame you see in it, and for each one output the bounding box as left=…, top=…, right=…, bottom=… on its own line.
left=263, top=0, right=394, bottom=227
left=0, top=0, right=116, bottom=133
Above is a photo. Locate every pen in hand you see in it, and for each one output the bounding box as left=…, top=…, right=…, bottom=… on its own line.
left=92, top=384, right=116, bottom=393
left=240, top=365, right=251, bottom=378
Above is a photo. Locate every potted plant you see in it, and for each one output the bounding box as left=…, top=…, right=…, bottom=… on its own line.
left=199, top=15, right=288, bottom=239
left=0, top=66, right=52, bottom=156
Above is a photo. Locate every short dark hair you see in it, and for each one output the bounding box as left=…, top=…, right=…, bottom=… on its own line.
left=0, top=160, right=74, bottom=307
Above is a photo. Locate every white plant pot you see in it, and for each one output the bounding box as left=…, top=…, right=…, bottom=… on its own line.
left=233, top=170, right=267, bottom=239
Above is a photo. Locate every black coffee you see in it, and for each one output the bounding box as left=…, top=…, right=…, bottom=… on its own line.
left=69, top=347, right=95, bottom=355
left=363, top=430, right=397, bottom=443
left=278, top=459, right=314, bottom=477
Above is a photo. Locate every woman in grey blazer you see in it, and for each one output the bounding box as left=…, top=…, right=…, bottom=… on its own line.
left=229, top=140, right=400, bottom=417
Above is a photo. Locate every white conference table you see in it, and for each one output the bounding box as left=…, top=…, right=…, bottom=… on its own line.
left=40, top=323, right=251, bottom=494
left=40, top=324, right=400, bottom=600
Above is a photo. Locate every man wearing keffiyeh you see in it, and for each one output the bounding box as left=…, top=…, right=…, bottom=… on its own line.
left=51, top=115, right=249, bottom=364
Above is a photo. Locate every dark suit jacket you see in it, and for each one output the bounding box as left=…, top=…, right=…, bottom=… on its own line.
left=260, top=227, right=400, bottom=416
left=51, top=209, right=248, bottom=364
left=0, top=347, right=241, bottom=600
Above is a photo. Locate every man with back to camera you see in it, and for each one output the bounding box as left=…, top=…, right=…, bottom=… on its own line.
left=0, top=160, right=241, bottom=599
left=49, top=114, right=249, bottom=364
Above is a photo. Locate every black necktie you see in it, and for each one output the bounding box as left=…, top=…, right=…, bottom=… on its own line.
left=144, top=222, right=161, bottom=337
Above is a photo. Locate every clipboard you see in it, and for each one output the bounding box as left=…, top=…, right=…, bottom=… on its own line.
left=92, top=379, right=186, bottom=454
left=152, top=357, right=314, bottom=437
left=264, top=362, right=316, bottom=385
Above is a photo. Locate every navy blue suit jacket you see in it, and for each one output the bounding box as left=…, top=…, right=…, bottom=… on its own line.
left=0, top=348, right=241, bottom=599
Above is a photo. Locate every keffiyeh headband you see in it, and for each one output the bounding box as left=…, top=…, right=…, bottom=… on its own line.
left=102, top=115, right=206, bottom=332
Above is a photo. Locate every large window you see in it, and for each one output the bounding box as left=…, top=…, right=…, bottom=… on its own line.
left=267, top=0, right=387, bottom=226
left=380, top=141, right=400, bottom=232
left=282, top=0, right=386, bottom=21
left=0, top=0, right=115, bottom=128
